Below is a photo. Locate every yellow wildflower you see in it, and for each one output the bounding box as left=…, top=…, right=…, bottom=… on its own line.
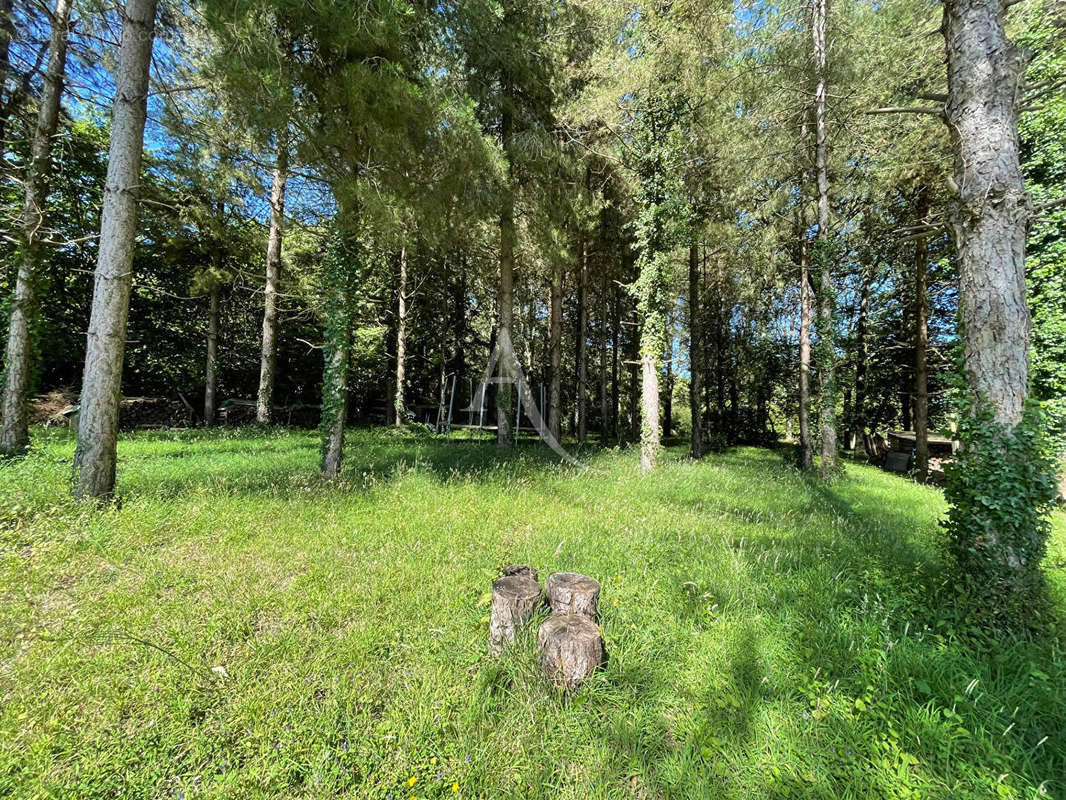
left=408, top=775, right=418, bottom=787
left=452, top=782, right=460, bottom=793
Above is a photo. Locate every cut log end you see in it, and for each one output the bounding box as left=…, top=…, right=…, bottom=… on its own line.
left=546, top=571, right=601, bottom=619
left=488, top=573, right=542, bottom=655
left=537, top=614, right=604, bottom=689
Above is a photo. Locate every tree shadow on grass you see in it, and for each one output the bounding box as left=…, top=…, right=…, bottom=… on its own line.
left=587, top=466, right=1065, bottom=799
left=111, top=427, right=587, bottom=500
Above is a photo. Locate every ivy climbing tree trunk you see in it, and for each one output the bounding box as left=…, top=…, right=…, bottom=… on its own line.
left=256, top=132, right=289, bottom=425
left=1, top=0, right=73, bottom=454
left=72, top=0, right=157, bottom=500
left=941, top=0, right=1056, bottom=618
left=812, top=0, right=837, bottom=478
left=688, top=243, right=702, bottom=458
left=635, top=239, right=669, bottom=472
left=394, top=245, right=408, bottom=427
left=321, top=313, right=350, bottom=477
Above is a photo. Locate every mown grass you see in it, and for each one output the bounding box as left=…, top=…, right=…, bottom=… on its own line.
left=1, top=426, right=1064, bottom=800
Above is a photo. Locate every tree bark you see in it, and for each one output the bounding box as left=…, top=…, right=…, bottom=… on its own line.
left=0, top=0, right=16, bottom=149
left=944, top=0, right=1032, bottom=427
left=546, top=571, right=600, bottom=618
left=394, top=245, right=408, bottom=426
left=72, top=0, right=157, bottom=499
left=256, top=132, right=289, bottom=425
left=663, top=333, right=673, bottom=438
left=689, top=244, right=703, bottom=458
left=489, top=572, right=542, bottom=654
left=496, top=90, right=515, bottom=447
left=321, top=318, right=350, bottom=478
left=1, top=0, right=73, bottom=454
left=913, top=190, right=931, bottom=482
left=628, top=324, right=639, bottom=443
left=538, top=615, right=603, bottom=690
left=611, top=278, right=620, bottom=440
left=576, top=238, right=588, bottom=445
left=204, top=281, right=219, bottom=426
left=942, top=0, right=1042, bottom=596
left=854, top=262, right=871, bottom=452
left=812, top=0, right=837, bottom=477
left=548, top=258, right=562, bottom=441
left=798, top=229, right=813, bottom=470
left=599, top=268, right=609, bottom=439
left=640, top=349, right=659, bottom=472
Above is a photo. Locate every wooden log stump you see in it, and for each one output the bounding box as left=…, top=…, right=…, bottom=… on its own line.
left=546, top=572, right=600, bottom=618
left=489, top=571, right=542, bottom=655
left=537, top=614, right=604, bottom=689
left=502, top=564, right=539, bottom=582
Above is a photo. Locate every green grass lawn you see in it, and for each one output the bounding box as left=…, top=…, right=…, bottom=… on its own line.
left=1, top=427, right=1064, bottom=799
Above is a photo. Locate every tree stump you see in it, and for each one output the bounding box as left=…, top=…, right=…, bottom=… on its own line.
left=502, top=564, right=539, bottom=582
left=537, top=614, right=604, bottom=689
left=546, top=572, right=600, bottom=618
left=488, top=571, right=542, bottom=655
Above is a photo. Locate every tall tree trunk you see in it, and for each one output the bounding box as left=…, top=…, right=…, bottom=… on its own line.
left=496, top=92, right=515, bottom=447
left=576, top=238, right=587, bottom=445
left=636, top=241, right=667, bottom=472
left=1, top=0, right=73, bottom=454
left=798, top=230, right=813, bottom=470
left=628, top=319, right=639, bottom=443
left=256, top=133, right=289, bottom=425
left=394, top=245, right=408, bottom=426
left=913, top=190, right=931, bottom=482
left=599, top=267, right=609, bottom=439
left=0, top=0, right=16, bottom=149
left=663, top=333, right=673, bottom=438
left=611, top=279, right=620, bottom=441
left=204, top=281, right=219, bottom=426
left=640, top=347, right=659, bottom=472
left=689, top=244, right=703, bottom=458
left=72, top=0, right=157, bottom=499
left=812, top=0, right=837, bottom=477
left=944, top=0, right=1031, bottom=426
left=321, top=309, right=350, bottom=477
left=451, top=258, right=467, bottom=408
left=548, top=258, right=562, bottom=441
left=944, top=0, right=1044, bottom=596
left=854, top=262, right=871, bottom=452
